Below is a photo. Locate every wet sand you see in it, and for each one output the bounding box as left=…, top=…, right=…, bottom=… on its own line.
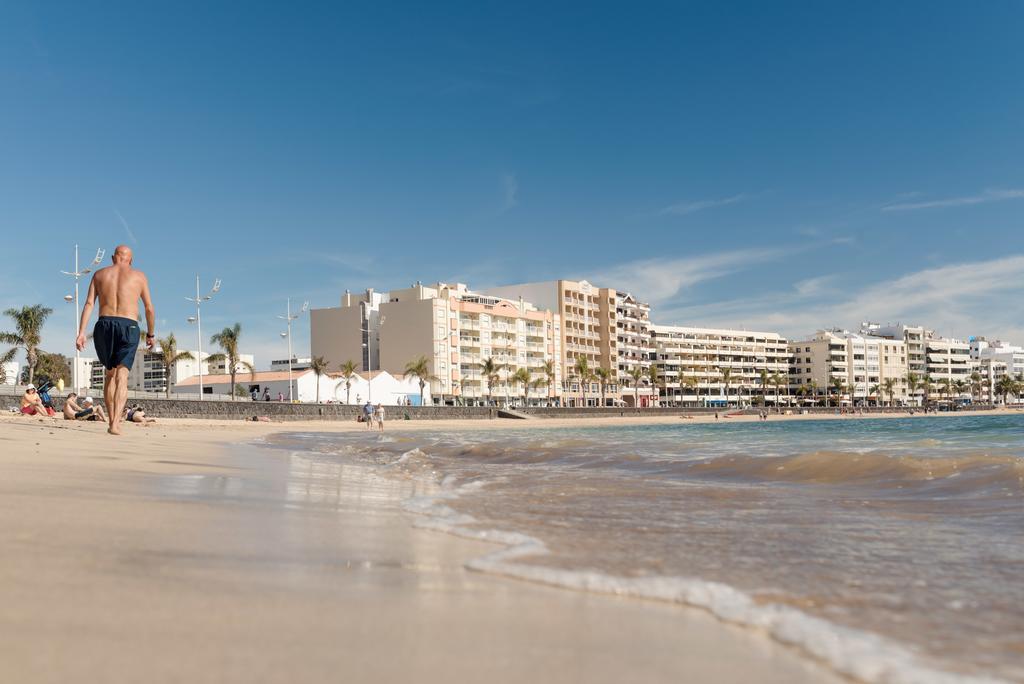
left=0, top=415, right=912, bottom=683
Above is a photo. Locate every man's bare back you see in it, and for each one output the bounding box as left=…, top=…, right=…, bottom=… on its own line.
left=76, top=245, right=156, bottom=435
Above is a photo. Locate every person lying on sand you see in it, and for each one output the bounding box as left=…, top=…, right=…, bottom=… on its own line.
left=250, top=415, right=273, bottom=422
left=124, top=405, right=155, bottom=425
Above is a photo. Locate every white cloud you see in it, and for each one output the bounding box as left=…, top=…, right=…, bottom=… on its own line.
left=882, top=188, right=1024, bottom=211
left=656, top=255, right=1024, bottom=343
left=657, top=193, right=747, bottom=216
left=587, top=247, right=789, bottom=306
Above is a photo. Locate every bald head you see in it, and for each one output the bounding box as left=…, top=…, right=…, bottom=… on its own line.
left=112, top=245, right=133, bottom=265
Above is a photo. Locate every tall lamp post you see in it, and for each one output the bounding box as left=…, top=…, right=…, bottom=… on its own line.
left=185, top=275, right=220, bottom=401
left=62, top=245, right=104, bottom=394
left=278, top=298, right=308, bottom=403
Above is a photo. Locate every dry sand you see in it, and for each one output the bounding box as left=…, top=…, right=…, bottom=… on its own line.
left=8, top=410, right=1010, bottom=683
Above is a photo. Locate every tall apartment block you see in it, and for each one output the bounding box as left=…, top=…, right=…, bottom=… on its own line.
left=483, top=279, right=620, bottom=406
left=789, top=330, right=908, bottom=404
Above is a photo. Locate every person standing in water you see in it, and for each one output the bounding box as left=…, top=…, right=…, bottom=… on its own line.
left=76, top=245, right=155, bottom=436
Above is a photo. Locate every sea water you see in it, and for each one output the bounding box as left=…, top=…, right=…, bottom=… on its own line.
left=278, top=415, right=1024, bottom=683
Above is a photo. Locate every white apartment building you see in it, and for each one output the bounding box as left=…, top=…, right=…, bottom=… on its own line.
left=615, top=291, right=655, bottom=406
left=923, top=336, right=975, bottom=400
left=63, top=356, right=104, bottom=392
left=1, top=360, right=19, bottom=385
left=312, top=282, right=561, bottom=406
left=790, top=330, right=908, bottom=405
left=124, top=348, right=255, bottom=394
left=971, top=338, right=1024, bottom=379
left=650, top=325, right=789, bottom=407
left=483, top=279, right=619, bottom=405
left=977, top=357, right=1008, bottom=404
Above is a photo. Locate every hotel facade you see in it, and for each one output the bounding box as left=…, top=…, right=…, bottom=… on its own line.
left=788, top=330, right=909, bottom=404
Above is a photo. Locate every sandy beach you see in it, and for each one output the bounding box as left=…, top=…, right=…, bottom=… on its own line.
left=0, top=413, right=861, bottom=684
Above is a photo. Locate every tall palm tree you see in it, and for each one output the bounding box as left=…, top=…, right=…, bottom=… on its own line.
left=647, top=364, right=660, bottom=407
left=869, top=383, right=881, bottom=408
left=969, top=371, right=983, bottom=404
left=208, top=323, right=254, bottom=401
left=808, top=380, right=819, bottom=406
left=938, top=377, right=952, bottom=405
left=770, top=372, right=787, bottom=410
left=905, top=372, right=920, bottom=406
left=309, top=355, right=330, bottom=403
left=1, top=304, right=53, bottom=386
left=542, top=359, right=557, bottom=406
left=995, top=375, right=1015, bottom=405
left=594, top=367, right=613, bottom=407
left=0, top=347, right=18, bottom=385
left=626, top=366, right=645, bottom=407
left=921, top=374, right=934, bottom=408
left=758, top=368, right=770, bottom=407
left=719, top=367, right=734, bottom=407
left=481, top=357, right=502, bottom=406
left=404, top=355, right=438, bottom=406
left=338, top=360, right=358, bottom=404
left=881, top=378, right=896, bottom=407
left=679, top=374, right=699, bottom=406
left=512, top=367, right=532, bottom=406
left=952, top=379, right=968, bottom=403
left=828, top=376, right=846, bottom=408
left=574, top=357, right=592, bottom=407
left=154, top=333, right=195, bottom=398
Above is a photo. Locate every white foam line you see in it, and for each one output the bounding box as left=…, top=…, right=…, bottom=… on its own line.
left=398, top=469, right=1005, bottom=684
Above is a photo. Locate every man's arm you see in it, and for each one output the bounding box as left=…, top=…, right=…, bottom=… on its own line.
left=140, top=275, right=156, bottom=350
left=76, top=275, right=97, bottom=351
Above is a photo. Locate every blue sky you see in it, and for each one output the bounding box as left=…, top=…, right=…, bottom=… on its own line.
left=2, top=2, right=1023, bottom=366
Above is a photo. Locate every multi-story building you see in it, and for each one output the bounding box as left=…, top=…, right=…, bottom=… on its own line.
left=971, top=338, right=1024, bottom=379
left=923, top=336, right=975, bottom=400
left=2, top=360, right=19, bottom=385
left=650, top=325, right=789, bottom=406
left=615, top=291, right=655, bottom=406
left=483, top=279, right=619, bottom=406
left=311, top=282, right=561, bottom=405
left=789, top=330, right=908, bottom=405
left=977, top=357, right=1008, bottom=404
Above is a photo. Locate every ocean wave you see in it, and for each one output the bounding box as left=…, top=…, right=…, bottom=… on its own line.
left=399, top=463, right=1007, bottom=684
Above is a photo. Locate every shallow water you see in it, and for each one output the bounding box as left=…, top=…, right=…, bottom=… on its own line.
left=271, top=415, right=1024, bottom=683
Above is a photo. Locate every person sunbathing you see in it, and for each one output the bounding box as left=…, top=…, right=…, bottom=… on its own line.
left=63, top=393, right=98, bottom=421
left=20, top=384, right=54, bottom=417
left=124, top=405, right=155, bottom=425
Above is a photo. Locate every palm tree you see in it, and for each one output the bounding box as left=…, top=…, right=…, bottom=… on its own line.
left=154, top=333, right=195, bottom=398
left=679, top=374, right=699, bottom=407
left=938, top=378, right=952, bottom=405
left=796, top=383, right=809, bottom=405
left=512, top=367, right=532, bottom=407
left=309, top=355, right=330, bottom=403
left=404, top=355, right=438, bottom=406
left=921, top=374, right=934, bottom=408
left=868, top=383, right=880, bottom=408
left=338, top=360, right=358, bottom=404
left=1, top=305, right=53, bottom=386
left=574, top=357, right=592, bottom=407
left=808, top=380, right=819, bottom=406
left=758, top=368, right=770, bottom=407
left=769, top=372, right=786, bottom=410
left=542, top=359, right=557, bottom=406
left=481, top=357, right=502, bottom=406
left=881, top=378, right=896, bottom=407
left=995, top=375, right=1015, bottom=405
left=626, top=366, right=645, bottom=406
left=905, top=372, right=920, bottom=407
left=828, top=376, right=846, bottom=408
left=208, top=323, right=254, bottom=401
left=969, top=371, right=983, bottom=404
left=0, top=347, right=17, bottom=385
left=719, top=367, right=734, bottom=407
left=647, top=365, right=661, bottom=407
left=594, top=367, right=613, bottom=407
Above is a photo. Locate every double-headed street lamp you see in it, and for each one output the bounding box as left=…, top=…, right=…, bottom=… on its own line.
left=62, top=245, right=104, bottom=394
left=278, top=298, right=308, bottom=403
left=185, top=275, right=220, bottom=400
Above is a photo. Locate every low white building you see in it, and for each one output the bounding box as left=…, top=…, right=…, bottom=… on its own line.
left=126, top=348, right=256, bottom=394
left=1, top=360, right=19, bottom=385
left=174, top=368, right=430, bottom=405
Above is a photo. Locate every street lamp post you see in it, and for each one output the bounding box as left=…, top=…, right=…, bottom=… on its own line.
left=62, top=245, right=104, bottom=394
left=277, top=298, right=308, bottom=403
left=185, top=275, right=220, bottom=401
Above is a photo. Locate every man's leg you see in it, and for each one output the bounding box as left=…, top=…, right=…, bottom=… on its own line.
left=103, top=368, right=116, bottom=431
left=108, top=365, right=129, bottom=435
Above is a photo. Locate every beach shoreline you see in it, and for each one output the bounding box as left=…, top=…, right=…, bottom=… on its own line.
left=0, top=416, right=844, bottom=684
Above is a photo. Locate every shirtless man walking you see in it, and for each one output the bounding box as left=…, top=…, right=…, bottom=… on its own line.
left=76, top=245, right=155, bottom=435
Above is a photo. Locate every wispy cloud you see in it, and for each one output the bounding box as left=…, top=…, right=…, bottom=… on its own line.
left=882, top=188, right=1024, bottom=212
left=657, top=193, right=748, bottom=217
left=114, top=208, right=137, bottom=244
left=657, top=254, right=1024, bottom=342
left=588, top=247, right=789, bottom=306
left=500, top=173, right=519, bottom=213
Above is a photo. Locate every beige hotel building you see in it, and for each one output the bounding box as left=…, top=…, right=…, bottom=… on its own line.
left=311, top=282, right=560, bottom=405
left=789, top=330, right=908, bottom=404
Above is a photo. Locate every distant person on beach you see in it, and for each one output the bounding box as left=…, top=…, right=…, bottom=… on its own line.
left=263, top=388, right=270, bottom=401
left=363, top=401, right=374, bottom=428
left=124, top=404, right=155, bottom=425
left=76, top=245, right=155, bottom=436
left=80, top=396, right=108, bottom=423
left=20, top=384, right=54, bottom=417
left=251, top=388, right=259, bottom=401
left=277, top=391, right=284, bottom=402
left=375, top=403, right=385, bottom=431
